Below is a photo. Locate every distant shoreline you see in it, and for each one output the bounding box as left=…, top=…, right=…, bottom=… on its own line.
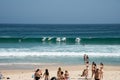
left=0, top=63, right=120, bottom=70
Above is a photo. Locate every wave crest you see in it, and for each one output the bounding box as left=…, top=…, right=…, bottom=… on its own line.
left=0, top=52, right=119, bottom=57
left=0, top=37, right=120, bottom=44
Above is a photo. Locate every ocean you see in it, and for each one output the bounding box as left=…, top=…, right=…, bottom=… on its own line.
left=0, top=24, right=120, bottom=65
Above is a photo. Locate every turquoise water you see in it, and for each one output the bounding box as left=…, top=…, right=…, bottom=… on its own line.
left=0, top=24, right=120, bottom=65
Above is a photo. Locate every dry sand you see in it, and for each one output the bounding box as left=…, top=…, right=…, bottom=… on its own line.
left=0, top=64, right=120, bottom=80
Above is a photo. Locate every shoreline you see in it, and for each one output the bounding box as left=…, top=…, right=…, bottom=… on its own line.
left=0, top=63, right=120, bottom=70
left=0, top=62, right=120, bottom=70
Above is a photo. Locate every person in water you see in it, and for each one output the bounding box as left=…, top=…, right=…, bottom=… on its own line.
left=83, top=54, right=89, bottom=64
left=83, top=54, right=87, bottom=63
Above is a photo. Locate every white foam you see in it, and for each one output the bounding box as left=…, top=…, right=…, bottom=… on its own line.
left=0, top=52, right=119, bottom=57
left=56, top=37, right=61, bottom=42
left=48, top=37, right=53, bottom=41
left=61, top=37, right=66, bottom=41
left=0, top=63, right=57, bottom=66
left=75, top=38, right=81, bottom=43
left=42, top=37, right=46, bottom=41
left=0, top=36, right=13, bottom=38
left=18, top=39, right=21, bottom=42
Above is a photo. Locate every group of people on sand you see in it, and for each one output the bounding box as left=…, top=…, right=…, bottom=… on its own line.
left=82, top=54, right=104, bottom=80
left=34, top=68, right=51, bottom=80
left=34, top=67, right=69, bottom=80
left=34, top=54, right=103, bottom=80
left=91, top=62, right=104, bottom=80
left=57, top=67, right=69, bottom=80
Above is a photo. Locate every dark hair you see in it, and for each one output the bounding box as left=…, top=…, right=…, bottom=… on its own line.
left=65, top=70, right=68, bottom=73
left=58, top=67, right=61, bottom=71
left=36, top=69, right=39, bottom=72
left=86, top=55, right=89, bottom=59
left=96, top=68, right=99, bottom=73
left=61, top=71, right=64, bottom=75
left=86, top=61, right=89, bottom=64
left=92, top=62, right=95, bottom=65
left=45, top=69, right=49, bottom=76
left=51, top=77, right=57, bottom=80
left=94, top=63, right=97, bottom=66
left=100, top=62, right=103, bottom=66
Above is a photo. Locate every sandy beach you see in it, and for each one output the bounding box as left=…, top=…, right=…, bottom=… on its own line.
left=0, top=0, right=120, bottom=79
left=0, top=64, right=120, bottom=80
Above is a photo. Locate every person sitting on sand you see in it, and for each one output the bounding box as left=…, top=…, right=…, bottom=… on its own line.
left=99, top=63, right=104, bottom=80
left=57, top=67, right=62, bottom=80
left=34, top=69, right=42, bottom=80
left=43, top=69, right=50, bottom=80
left=60, top=71, right=65, bottom=80
left=94, top=68, right=100, bottom=80
left=91, top=62, right=97, bottom=78
left=64, top=70, right=69, bottom=80
left=81, top=69, right=88, bottom=78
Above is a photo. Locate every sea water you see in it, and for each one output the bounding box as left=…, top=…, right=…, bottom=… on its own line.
left=0, top=24, right=120, bottom=65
